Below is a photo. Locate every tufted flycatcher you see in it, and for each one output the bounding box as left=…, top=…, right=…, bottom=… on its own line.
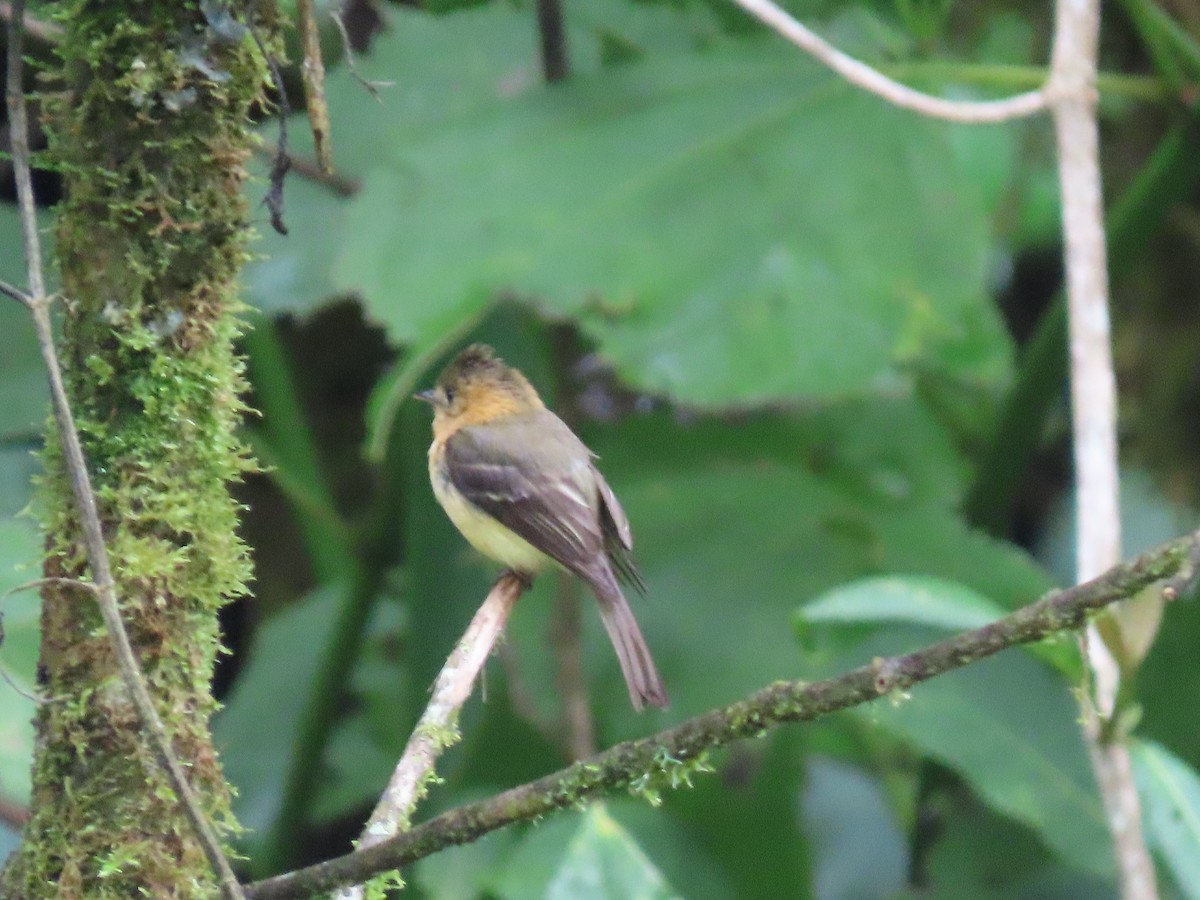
left=416, top=343, right=668, bottom=711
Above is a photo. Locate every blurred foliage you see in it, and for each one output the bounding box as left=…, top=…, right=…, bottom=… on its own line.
left=4, top=0, right=1200, bottom=896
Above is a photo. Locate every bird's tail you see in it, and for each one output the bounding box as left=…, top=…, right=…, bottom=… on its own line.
left=589, top=567, right=668, bottom=711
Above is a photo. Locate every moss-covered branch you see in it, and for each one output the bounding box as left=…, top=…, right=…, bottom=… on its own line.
left=245, top=529, right=1200, bottom=900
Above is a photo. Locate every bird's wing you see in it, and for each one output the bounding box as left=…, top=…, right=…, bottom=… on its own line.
left=444, top=412, right=603, bottom=578
left=594, top=467, right=646, bottom=594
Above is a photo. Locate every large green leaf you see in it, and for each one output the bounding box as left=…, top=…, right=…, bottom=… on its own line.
left=213, top=585, right=345, bottom=839
left=547, top=805, right=678, bottom=900
left=800, top=575, right=1007, bottom=633
left=1132, top=739, right=1200, bottom=899
left=493, top=806, right=678, bottom=900
left=331, top=7, right=1009, bottom=420
left=802, top=756, right=907, bottom=900
left=797, top=575, right=1079, bottom=675
left=246, top=2, right=602, bottom=315
left=914, top=787, right=1114, bottom=900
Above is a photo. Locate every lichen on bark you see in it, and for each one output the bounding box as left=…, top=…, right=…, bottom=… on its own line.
left=2, top=2, right=271, bottom=896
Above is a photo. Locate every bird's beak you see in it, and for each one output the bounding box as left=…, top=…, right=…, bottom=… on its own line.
left=414, top=389, right=437, bottom=405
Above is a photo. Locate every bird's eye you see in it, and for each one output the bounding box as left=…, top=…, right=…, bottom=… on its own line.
left=443, top=387, right=456, bottom=405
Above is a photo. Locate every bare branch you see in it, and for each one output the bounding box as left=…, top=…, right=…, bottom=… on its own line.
left=246, top=529, right=1198, bottom=900
left=4, top=3, right=245, bottom=896
left=6, top=3, right=46, bottom=303
left=256, top=142, right=361, bottom=198
left=730, top=0, right=1049, bottom=123
left=336, top=573, right=527, bottom=899
left=329, top=10, right=392, bottom=101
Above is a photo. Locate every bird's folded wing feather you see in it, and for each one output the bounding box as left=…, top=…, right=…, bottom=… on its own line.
left=445, top=413, right=602, bottom=577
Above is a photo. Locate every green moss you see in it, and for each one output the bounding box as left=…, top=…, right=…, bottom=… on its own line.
left=2, top=2, right=272, bottom=896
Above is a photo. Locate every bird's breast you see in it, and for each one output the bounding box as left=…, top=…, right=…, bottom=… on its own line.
left=429, top=440, right=550, bottom=574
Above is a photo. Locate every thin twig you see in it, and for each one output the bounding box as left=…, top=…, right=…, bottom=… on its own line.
left=5, top=3, right=245, bottom=897
left=730, top=0, right=1049, bottom=122
left=245, top=528, right=1198, bottom=900
left=251, top=27, right=291, bottom=236
left=0, top=662, right=47, bottom=704
left=256, top=142, right=361, bottom=197
left=3, top=575, right=98, bottom=599
left=329, top=10, right=391, bottom=101
left=0, top=277, right=33, bottom=308
left=6, top=8, right=45, bottom=302
left=297, top=0, right=332, bottom=174
left=337, top=572, right=527, bottom=899
left=1050, top=0, right=1157, bottom=894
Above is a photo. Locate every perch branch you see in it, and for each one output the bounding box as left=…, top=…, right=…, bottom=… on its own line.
left=334, top=573, right=527, bottom=898
left=246, top=529, right=1198, bottom=900
left=4, top=3, right=244, bottom=897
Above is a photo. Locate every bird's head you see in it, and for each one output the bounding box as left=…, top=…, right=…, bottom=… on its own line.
left=416, top=344, right=544, bottom=438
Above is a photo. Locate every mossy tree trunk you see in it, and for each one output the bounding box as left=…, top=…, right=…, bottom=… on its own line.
left=2, top=3, right=268, bottom=896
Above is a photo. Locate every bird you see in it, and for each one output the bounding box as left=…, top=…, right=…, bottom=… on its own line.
left=415, top=343, right=668, bottom=711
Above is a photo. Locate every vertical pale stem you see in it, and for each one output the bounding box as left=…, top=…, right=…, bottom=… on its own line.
left=1051, top=1, right=1155, bottom=896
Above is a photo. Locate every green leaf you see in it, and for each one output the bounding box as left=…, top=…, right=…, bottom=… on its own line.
left=244, top=169, right=351, bottom=315
left=800, top=575, right=1006, bottom=632
left=802, top=756, right=907, bottom=900
left=546, top=805, right=678, bottom=900
left=414, top=817, right=520, bottom=900
left=854, top=627, right=1111, bottom=877
left=915, top=787, right=1113, bottom=900
left=333, top=8, right=1009, bottom=425
left=308, top=714, right=399, bottom=824
left=493, top=814, right=580, bottom=900
left=213, top=585, right=344, bottom=839
left=797, top=575, right=1079, bottom=676
left=1132, top=739, right=1200, bottom=899
left=246, top=2, right=585, bottom=316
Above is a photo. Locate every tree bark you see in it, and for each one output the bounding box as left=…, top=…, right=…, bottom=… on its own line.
left=2, top=3, right=268, bottom=896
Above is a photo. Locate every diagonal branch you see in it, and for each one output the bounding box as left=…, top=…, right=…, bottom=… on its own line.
left=245, top=528, right=1199, bottom=900
left=336, top=572, right=526, bottom=899
left=4, top=2, right=244, bottom=896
